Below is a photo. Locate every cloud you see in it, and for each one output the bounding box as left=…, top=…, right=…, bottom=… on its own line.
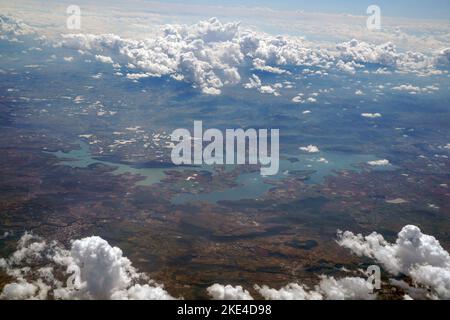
left=392, top=84, right=422, bottom=94
left=243, top=74, right=280, bottom=96
left=317, top=276, right=375, bottom=300
left=0, top=281, right=48, bottom=300
left=1, top=233, right=377, bottom=301
left=95, top=54, right=114, bottom=64
left=255, top=283, right=321, bottom=300
left=391, top=84, right=439, bottom=94
left=0, top=233, right=174, bottom=300
left=367, top=159, right=390, bottom=166
left=252, top=58, right=287, bottom=74
left=292, top=95, right=304, bottom=103
left=58, top=18, right=245, bottom=94
left=54, top=18, right=446, bottom=95
left=209, top=275, right=376, bottom=301
left=435, top=48, right=450, bottom=66
left=111, top=284, right=176, bottom=300
left=374, top=68, right=391, bottom=75
left=335, top=39, right=432, bottom=70
left=361, top=113, right=382, bottom=119
left=300, top=145, right=320, bottom=153
left=0, top=14, right=34, bottom=41
left=337, top=225, right=450, bottom=299
left=207, top=284, right=254, bottom=300
left=126, top=73, right=151, bottom=80
left=335, top=60, right=359, bottom=75
left=255, top=275, right=375, bottom=300
left=2, top=0, right=450, bottom=54
left=5, top=227, right=449, bottom=300
left=243, top=74, right=262, bottom=89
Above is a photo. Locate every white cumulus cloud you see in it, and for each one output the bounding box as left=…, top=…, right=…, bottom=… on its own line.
left=0, top=14, right=34, bottom=41
left=255, top=275, right=375, bottom=300
left=207, top=284, right=254, bottom=300
left=95, top=54, right=114, bottom=64
left=54, top=18, right=447, bottom=96
left=361, top=113, right=382, bottom=119
left=367, top=159, right=390, bottom=166
left=337, top=225, right=450, bottom=299
left=300, top=145, right=320, bottom=153
left=0, top=233, right=175, bottom=300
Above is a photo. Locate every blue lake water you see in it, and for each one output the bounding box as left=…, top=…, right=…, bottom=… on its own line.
left=171, top=152, right=383, bottom=204
left=49, top=142, right=390, bottom=204
left=49, top=142, right=175, bottom=186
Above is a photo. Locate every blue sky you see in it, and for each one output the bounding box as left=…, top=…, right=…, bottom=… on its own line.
left=159, top=0, right=450, bottom=20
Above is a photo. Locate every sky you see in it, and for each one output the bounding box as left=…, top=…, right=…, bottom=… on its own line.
left=158, top=0, right=450, bottom=20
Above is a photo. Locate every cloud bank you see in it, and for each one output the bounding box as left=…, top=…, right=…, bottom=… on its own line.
left=0, top=233, right=174, bottom=300
left=2, top=14, right=448, bottom=96
left=2, top=225, right=450, bottom=300
left=207, top=284, right=254, bottom=300
left=0, top=14, right=34, bottom=40
left=338, top=225, right=450, bottom=299
left=254, top=276, right=375, bottom=300
left=52, top=18, right=448, bottom=95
